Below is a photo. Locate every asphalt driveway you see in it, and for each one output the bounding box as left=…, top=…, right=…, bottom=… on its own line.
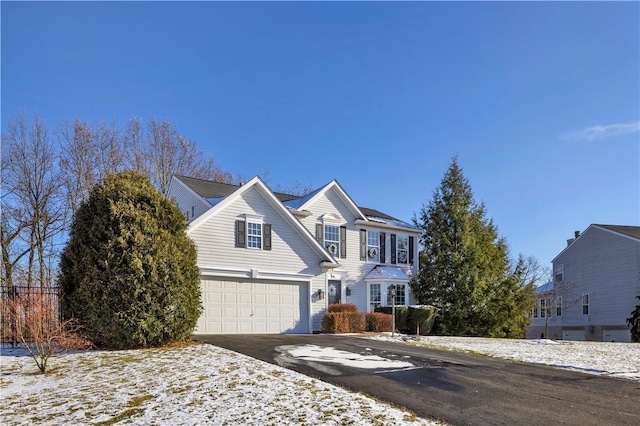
left=195, top=334, right=640, bottom=426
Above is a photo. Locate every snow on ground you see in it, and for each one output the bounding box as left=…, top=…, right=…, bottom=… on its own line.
left=2, top=336, right=638, bottom=425
left=370, top=335, right=640, bottom=381
left=0, top=342, right=442, bottom=426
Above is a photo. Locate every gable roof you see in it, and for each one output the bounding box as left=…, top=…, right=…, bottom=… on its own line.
left=174, top=175, right=411, bottom=228
left=185, top=175, right=338, bottom=266
left=552, top=223, right=640, bottom=263
left=292, top=180, right=368, bottom=221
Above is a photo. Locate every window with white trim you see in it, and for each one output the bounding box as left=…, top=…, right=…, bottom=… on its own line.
left=396, top=234, right=409, bottom=265
left=387, top=283, right=406, bottom=306
left=324, top=224, right=340, bottom=257
left=582, top=294, right=589, bottom=315
left=369, top=283, right=381, bottom=311
left=539, top=298, right=547, bottom=318
left=367, top=230, right=380, bottom=263
left=247, top=221, right=262, bottom=249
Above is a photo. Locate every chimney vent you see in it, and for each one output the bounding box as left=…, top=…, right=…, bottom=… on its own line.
left=574, top=230, right=580, bottom=239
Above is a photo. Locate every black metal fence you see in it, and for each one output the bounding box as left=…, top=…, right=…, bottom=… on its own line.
left=0, top=286, right=61, bottom=345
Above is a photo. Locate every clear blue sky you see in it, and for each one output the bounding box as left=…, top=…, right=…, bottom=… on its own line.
left=2, top=1, right=639, bottom=269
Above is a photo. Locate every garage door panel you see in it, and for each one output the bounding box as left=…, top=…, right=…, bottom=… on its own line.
left=195, top=278, right=309, bottom=334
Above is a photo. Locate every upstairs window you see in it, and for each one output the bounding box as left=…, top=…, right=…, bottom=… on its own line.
left=235, top=215, right=272, bottom=250
left=324, top=224, right=340, bottom=257
left=247, top=222, right=262, bottom=249
left=540, top=298, right=547, bottom=318
left=367, top=230, right=380, bottom=262
left=554, top=264, right=564, bottom=282
left=317, top=222, right=347, bottom=258
left=582, top=294, right=589, bottom=315
left=396, top=235, right=409, bottom=264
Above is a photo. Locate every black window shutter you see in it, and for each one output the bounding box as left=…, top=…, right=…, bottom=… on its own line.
left=409, top=236, right=415, bottom=265
left=235, top=220, right=246, bottom=248
left=359, top=229, right=367, bottom=261
left=264, top=224, right=272, bottom=251
left=380, top=232, right=386, bottom=263
left=316, top=223, right=323, bottom=244
left=340, top=226, right=347, bottom=258
left=390, top=233, right=397, bottom=264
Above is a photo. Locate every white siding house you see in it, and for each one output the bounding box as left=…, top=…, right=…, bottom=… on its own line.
left=167, top=175, right=420, bottom=334
left=526, top=224, right=640, bottom=342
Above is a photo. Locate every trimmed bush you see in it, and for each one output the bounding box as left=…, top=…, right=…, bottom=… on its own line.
left=366, top=313, right=393, bottom=332
left=322, top=312, right=366, bottom=333
left=328, top=303, right=358, bottom=313
left=59, top=171, right=202, bottom=349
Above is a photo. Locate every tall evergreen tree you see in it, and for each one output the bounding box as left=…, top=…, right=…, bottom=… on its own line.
left=410, top=158, right=535, bottom=337
left=59, top=171, right=202, bottom=348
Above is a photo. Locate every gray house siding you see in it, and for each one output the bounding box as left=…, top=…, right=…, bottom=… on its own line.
left=529, top=225, right=640, bottom=342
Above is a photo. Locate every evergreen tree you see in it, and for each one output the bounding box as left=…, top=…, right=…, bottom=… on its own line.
left=410, top=158, right=535, bottom=337
left=59, top=171, right=202, bottom=348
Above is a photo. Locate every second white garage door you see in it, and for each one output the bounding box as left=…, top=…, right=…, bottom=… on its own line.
left=195, top=278, right=309, bottom=334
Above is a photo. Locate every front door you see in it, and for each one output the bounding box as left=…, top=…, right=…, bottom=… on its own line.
left=328, top=280, right=341, bottom=304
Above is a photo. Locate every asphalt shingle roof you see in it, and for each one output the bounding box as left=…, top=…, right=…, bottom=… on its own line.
left=595, top=224, right=640, bottom=240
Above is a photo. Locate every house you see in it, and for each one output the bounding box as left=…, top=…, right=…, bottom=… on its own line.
left=526, top=224, right=640, bottom=342
left=167, top=175, right=420, bottom=334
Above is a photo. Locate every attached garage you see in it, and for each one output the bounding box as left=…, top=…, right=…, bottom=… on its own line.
left=562, top=329, right=586, bottom=341
left=602, top=329, right=631, bottom=343
left=195, top=278, right=310, bottom=334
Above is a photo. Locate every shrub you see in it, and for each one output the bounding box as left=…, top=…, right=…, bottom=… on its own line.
left=328, top=303, right=358, bottom=313
left=59, top=171, right=202, bottom=349
left=3, top=289, right=93, bottom=373
left=375, top=305, right=437, bottom=335
left=366, top=312, right=393, bottom=332
left=322, top=312, right=366, bottom=333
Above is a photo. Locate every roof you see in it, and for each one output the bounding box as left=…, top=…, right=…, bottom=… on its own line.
left=594, top=224, right=640, bottom=240
left=552, top=223, right=640, bottom=263
left=175, top=175, right=304, bottom=203
left=536, top=282, right=554, bottom=293
left=364, top=265, right=410, bottom=281
left=175, top=175, right=407, bottom=226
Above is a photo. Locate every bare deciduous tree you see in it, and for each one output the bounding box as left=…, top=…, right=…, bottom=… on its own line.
left=2, top=114, right=66, bottom=289
left=145, top=118, right=233, bottom=195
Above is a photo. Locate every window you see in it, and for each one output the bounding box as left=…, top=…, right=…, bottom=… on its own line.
left=386, top=283, right=406, bottom=306
left=533, top=306, right=538, bottom=318
left=324, top=225, right=340, bottom=257
left=554, top=264, right=564, bottom=282
left=191, top=206, right=195, bottom=218
left=556, top=297, right=562, bottom=316
left=540, top=298, right=547, bottom=318
left=396, top=235, right=409, bottom=264
left=247, top=222, right=262, bottom=249
left=367, top=231, right=380, bottom=263
left=369, top=283, right=381, bottom=311
left=582, top=294, right=589, bottom=315
left=235, top=217, right=271, bottom=250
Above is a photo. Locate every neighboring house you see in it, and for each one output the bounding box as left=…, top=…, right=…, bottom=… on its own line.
left=167, top=175, right=420, bottom=334
left=526, top=224, right=640, bottom=342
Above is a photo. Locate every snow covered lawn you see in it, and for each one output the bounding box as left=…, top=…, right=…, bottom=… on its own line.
left=2, top=336, right=638, bottom=425
left=370, top=335, right=640, bottom=381
left=0, top=342, right=442, bottom=426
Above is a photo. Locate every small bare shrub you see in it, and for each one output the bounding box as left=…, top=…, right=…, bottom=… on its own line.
left=6, top=289, right=93, bottom=373
left=321, top=312, right=366, bottom=333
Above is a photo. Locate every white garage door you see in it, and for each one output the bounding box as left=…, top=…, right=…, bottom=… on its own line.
left=195, top=278, right=309, bottom=334
left=562, top=329, right=586, bottom=341
left=602, top=329, right=631, bottom=343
